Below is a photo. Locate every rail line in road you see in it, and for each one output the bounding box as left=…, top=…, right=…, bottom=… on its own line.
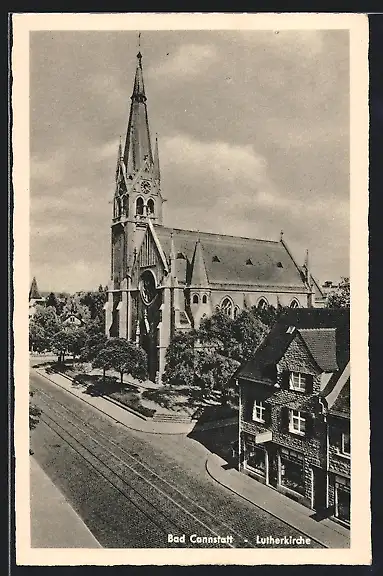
left=32, top=385, right=255, bottom=548
left=31, top=377, right=326, bottom=549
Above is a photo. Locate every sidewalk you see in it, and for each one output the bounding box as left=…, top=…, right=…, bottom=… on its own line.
left=206, top=453, right=350, bottom=549
left=30, top=457, right=101, bottom=548
left=34, top=368, right=196, bottom=435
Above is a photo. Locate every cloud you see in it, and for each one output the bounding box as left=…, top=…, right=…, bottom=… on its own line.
left=30, top=153, right=66, bottom=186
left=148, top=44, right=218, bottom=80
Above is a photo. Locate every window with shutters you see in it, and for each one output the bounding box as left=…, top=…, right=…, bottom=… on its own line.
left=289, top=409, right=306, bottom=435
left=252, top=400, right=265, bottom=423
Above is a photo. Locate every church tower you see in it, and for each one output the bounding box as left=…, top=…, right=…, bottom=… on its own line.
left=107, top=50, right=163, bottom=338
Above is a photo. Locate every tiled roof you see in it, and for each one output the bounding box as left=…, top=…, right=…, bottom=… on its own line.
left=154, top=225, right=307, bottom=289
left=298, top=328, right=338, bottom=372
left=329, top=378, right=350, bottom=417
left=265, top=390, right=318, bottom=411
left=29, top=277, right=42, bottom=300
left=237, top=308, right=349, bottom=382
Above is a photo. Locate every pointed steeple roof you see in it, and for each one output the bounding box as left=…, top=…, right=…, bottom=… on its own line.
left=123, top=51, right=154, bottom=174
left=154, top=134, right=160, bottom=182
left=29, top=277, right=41, bottom=300
left=190, top=239, right=209, bottom=287
left=115, top=136, right=123, bottom=182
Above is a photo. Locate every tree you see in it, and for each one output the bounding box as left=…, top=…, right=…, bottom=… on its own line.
left=79, top=289, right=107, bottom=323
left=29, top=305, right=60, bottom=351
left=93, top=339, right=148, bottom=384
left=51, top=327, right=87, bottom=364
left=231, top=307, right=269, bottom=362
left=162, top=331, right=197, bottom=387
left=45, top=292, right=63, bottom=314
left=327, top=277, right=350, bottom=309
left=195, top=348, right=239, bottom=404
left=198, top=310, right=238, bottom=357
left=29, top=322, right=45, bottom=353
left=80, top=332, right=108, bottom=363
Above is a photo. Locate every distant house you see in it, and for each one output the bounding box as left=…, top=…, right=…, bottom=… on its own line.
left=62, top=314, right=84, bottom=328
left=29, top=276, right=45, bottom=318
left=236, top=308, right=350, bottom=526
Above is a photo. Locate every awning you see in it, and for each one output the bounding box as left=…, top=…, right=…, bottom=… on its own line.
left=255, top=431, right=273, bottom=443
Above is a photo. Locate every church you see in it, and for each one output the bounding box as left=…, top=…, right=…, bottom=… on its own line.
left=105, top=50, right=325, bottom=382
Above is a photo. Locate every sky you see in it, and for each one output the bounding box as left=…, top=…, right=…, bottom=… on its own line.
left=29, top=28, right=350, bottom=293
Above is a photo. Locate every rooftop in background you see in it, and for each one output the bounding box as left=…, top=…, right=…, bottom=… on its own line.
left=237, top=308, right=350, bottom=383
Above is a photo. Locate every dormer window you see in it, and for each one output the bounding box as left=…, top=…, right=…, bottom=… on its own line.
left=246, top=258, right=253, bottom=265
left=286, top=326, right=295, bottom=334
left=212, top=255, right=220, bottom=263
left=277, top=261, right=283, bottom=268
left=289, top=372, right=306, bottom=392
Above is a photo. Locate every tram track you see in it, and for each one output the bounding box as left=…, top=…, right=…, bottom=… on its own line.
left=31, top=377, right=326, bottom=549
left=33, top=386, right=254, bottom=548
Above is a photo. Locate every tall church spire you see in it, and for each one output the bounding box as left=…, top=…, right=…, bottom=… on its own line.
left=123, top=50, right=153, bottom=174
left=154, top=134, right=160, bottom=183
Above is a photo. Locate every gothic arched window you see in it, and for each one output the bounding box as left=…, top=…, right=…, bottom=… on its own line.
left=147, top=198, right=155, bottom=215
left=233, top=305, right=240, bottom=319
left=192, top=294, right=199, bottom=304
left=202, top=294, right=208, bottom=304
left=221, top=297, right=234, bottom=318
left=136, top=197, right=144, bottom=216
left=257, top=297, right=269, bottom=310
left=290, top=299, right=299, bottom=308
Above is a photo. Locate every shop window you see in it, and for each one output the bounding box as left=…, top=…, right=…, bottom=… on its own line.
left=192, top=294, right=199, bottom=304
left=246, top=446, right=266, bottom=477
left=280, top=448, right=305, bottom=495
left=289, top=372, right=306, bottom=392
left=252, top=400, right=265, bottom=423
left=335, top=476, right=350, bottom=523
left=289, top=409, right=306, bottom=435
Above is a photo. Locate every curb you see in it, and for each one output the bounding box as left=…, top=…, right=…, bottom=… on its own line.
left=205, top=455, right=336, bottom=549
left=48, top=369, right=149, bottom=421
left=33, top=368, right=195, bottom=436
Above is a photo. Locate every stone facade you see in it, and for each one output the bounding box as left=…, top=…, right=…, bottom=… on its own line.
left=237, top=309, right=350, bottom=524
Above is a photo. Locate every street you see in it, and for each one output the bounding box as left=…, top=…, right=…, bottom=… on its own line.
left=30, top=369, right=322, bottom=549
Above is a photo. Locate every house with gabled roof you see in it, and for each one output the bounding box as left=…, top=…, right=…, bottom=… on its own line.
left=104, top=49, right=325, bottom=382
left=236, top=308, right=350, bottom=524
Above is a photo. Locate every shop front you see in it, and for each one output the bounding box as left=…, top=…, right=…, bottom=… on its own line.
left=334, top=474, right=350, bottom=524
left=243, top=435, right=268, bottom=484
left=279, top=447, right=306, bottom=497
